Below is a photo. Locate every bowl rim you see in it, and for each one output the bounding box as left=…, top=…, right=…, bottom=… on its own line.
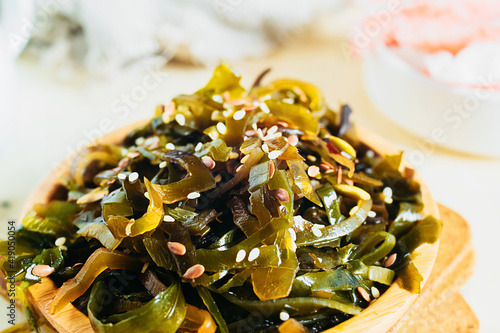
left=22, top=122, right=440, bottom=333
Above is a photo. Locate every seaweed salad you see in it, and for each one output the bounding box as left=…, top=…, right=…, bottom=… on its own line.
left=0, top=64, right=442, bottom=333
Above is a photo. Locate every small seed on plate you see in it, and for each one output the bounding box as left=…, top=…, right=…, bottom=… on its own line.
left=279, top=310, right=290, bottom=321
left=187, top=192, right=200, bottom=199
left=32, top=265, right=54, bottom=277
left=128, top=172, right=139, bottom=183
left=268, top=150, right=281, bottom=160
left=201, top=156, right=215, bottom=170
left=236, top=249, right=246, bottom=263
left=275, top=188, right=290, bottom=202
left=384, top=253, right=397, bottom=267
left=371, top=286, right=380, bottom=299
left=287, top=135, right=299, bottom=146
left=248, top=248, right=260, bottom=261
left=183, top=264, right=205, bottom=279
left=307, top=165, right=320, bottom=178
left=312, top=227, right=322, bottom=237
left=168, top=242, right=187, bottom=255
left=163, top=215, right=175, bottom=222
left=358, top=287, right=371, bottom=302
left=55, top=237, right=66, bottom=247
left=166, top=143, right=176, bottom=150
left=233, top=110, right=246, bottom=120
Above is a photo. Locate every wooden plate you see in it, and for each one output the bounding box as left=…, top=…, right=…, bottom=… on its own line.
left=20, top=123, right=440, bottom=333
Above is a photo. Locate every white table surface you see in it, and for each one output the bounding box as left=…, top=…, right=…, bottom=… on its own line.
left=1, top=10, right=499, bottom=333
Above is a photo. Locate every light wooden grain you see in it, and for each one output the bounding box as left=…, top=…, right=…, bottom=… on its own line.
left=21, top=124, right=440, bottom=333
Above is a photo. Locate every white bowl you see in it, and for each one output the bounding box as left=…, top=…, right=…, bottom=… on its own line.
left=363, top=45, right=500, bottom=157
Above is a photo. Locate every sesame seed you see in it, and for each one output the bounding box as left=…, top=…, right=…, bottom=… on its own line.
left=257, top=128, right=264, bottom=139
left=241, top=155, right=250, bottom=164
left=244, top=130, right=258, bottom=137
left=306, top=155, right=316, bottom=162
left=275, top=188, right=290, bottom=202
left=368, top=211, right=377, bottom=218
left=168, top=242, right=187, bottom=255
left=128, top=172, right=139, bottom=183
left=235, top=165, right=244, bottom=173
left=233, top=110, right=246, bottom=120
left=366, top=150, right=375, bottom=158
left=280, top=311, right=290, bottom=321
left=141, top=262, right=149, bottom=273
left=268, top=126, right=278, bottom=135
left=163, top=215, right=175, bottom=222
left=288, top=228, right=297, bottom=242
left=195, top=142, right=203, bottom=152
left=135, top=137, right=145, bottom=145
left=212, top=94, right=223, bottom=103
left=201, top=156, right=215, bottom=170
left=282, top=98, right=294, bottom=104
left=144, top=191, right=150, bottom=199
left=248, top=248, right=260, bottom=261
left=383, top=187, right=393, bottom=198
left=175, top=114, right=186, bottom=126
left=159, top=161, right=167, bottom=169
left=214, top=174, right=222, bottom=182
left=60, top=245, right=68, bottom=251
left=55, top=237, right=66, bottom=247
left=252, top=123, right=258, bottom=130
left=187, top=192, right=201, bottom=199
left=262, top=143, right=269, bottom=153
left=349, top=206, right=359, bottom=216
left=183, top=264, right=205, bottom=279
left=222, top=110, right=231, bottom=117
left=216, top=122, right=227, bottom=134
left=166, top=143, right=176, bottom=150
left=260, top=103, right=270, bottom=114
left=32, top=265, right=55, bottom=278
left=358, top=287, right=371, bottom=302
left=236, top=249, right=246, bottom=262
left=268, top=150, right=281, bottom=159
left=269, top=161, right=275, bottom=179
left=307, top=165, right=320, bottom=178
left=287, top=135, right=299, bottom=147
left=371, top=286, right=380, bottom=299
left=385, top=197, right=394, bottom=204
left=384, top=253, right=397, bottom=267
left=314, top=223, right=325, bottom=229
left=229, top=152, right=239, bottom=159
left=312, top=227, right=322, bottom=237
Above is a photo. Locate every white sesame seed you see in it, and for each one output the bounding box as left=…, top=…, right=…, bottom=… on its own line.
left=135, top=137, right=145, bottom=145
left=371, top=286, right=380, bottom=299
left=59, top=245, right=68, bottom=251
left=144, top=191, right=150, bottom=199
left=235, top=165, right=243, bottom=173
left=241, top=155, right=250, bottom=164
left=349, top=206, right=359, bottom=216
left=175, top=114, right=186, bottom=126
left=222, top=110, right=231, bottom=117
left=166, top=143, right=176, bottom=150
left=279, top=311, right=290, bottom=321
left=195, top=142, right=203, bottom=152
left=229, top=152, right=240, bottom=159
left=268, top=150, right=281, bottom=159
left=159, top=161, right=167, bottom=169
left=282, top=98, right=294, bottom=104
left=366, top=150, right=375, bottom=158
left=312, top=227, right=322, bottom=237
left=267, top=126, right=278, bottom=135
left=385, top=197, right=394, bottom=204
left=55, top=237, right=66, bottom=247
left=260, top=103, right=270, bottom=114
left=233, top=110, right=246, bottom=121
left=262, top=143, right=269, bottom=153
left=163, top=215, right=175, bottom=222
left=216, top=122, right=226, bottom=134
left=313, top=224, right=325, bottom=229
left=212, top=94, right=223, bottom=103
left=383, top=187, right=393, bottom=198
left=257, top=128, right=264, bottom=139
left=118, top=173, right=127, bottom=180
left=187, top=192, right=201, bottom=199
left=128, top=172, right=139, bottom=183
left=248, top=248, right=260, bottom=261
left=288, top=228, right=297, bottom=242
left=252, top=123, right=258, bottom=130
left=368, top=211, right=377, bottom=218
left=236, top=249, right=246, bottom=262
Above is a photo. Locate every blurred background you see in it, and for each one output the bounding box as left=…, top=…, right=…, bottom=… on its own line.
left=1, top=0, right=499, bottom=331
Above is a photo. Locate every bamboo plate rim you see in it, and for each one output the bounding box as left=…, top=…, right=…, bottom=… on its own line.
left=20, top=122, right=440, bottom=333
